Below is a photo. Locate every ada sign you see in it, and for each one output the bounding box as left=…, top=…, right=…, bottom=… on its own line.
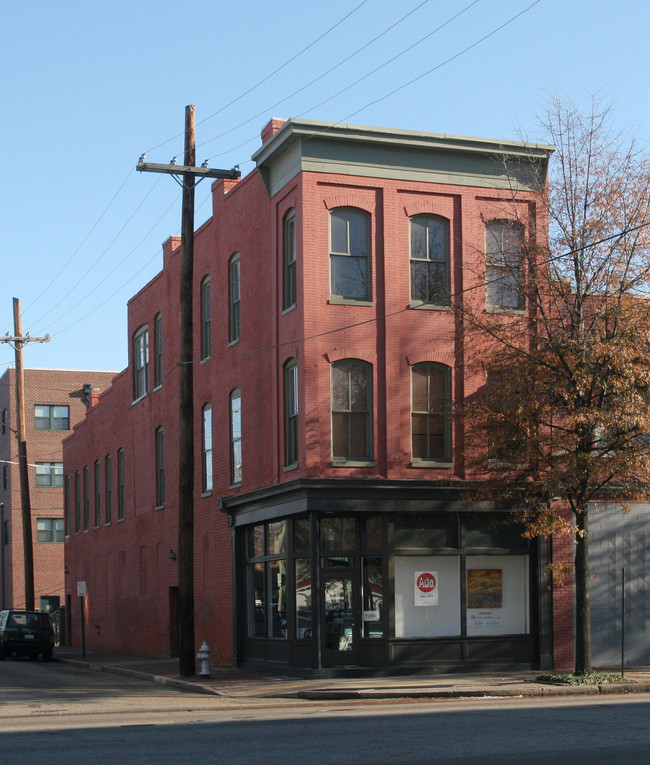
left=415, top=571, right=438, bottom=606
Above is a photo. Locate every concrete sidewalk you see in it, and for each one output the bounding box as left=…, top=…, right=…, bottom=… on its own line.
left=53, top=647, right=650, bottom=700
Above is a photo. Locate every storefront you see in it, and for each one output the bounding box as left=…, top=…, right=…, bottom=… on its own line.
left=222, top=479, right=553, bottom=675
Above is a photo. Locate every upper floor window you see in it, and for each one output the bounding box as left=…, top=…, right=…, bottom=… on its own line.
left=283, top=210, right=297, bottom=310
left=155, top=427, right=165, bottom=508
left=34, top=405, right=69, bottom=430
left=411, top=363, right=452, bottom=463
left=133, top=325, right=149, bottom=399
left=284, top=360, right=298, bottom=467
left=74, top=470, right=81, bottom=534
left=410, top=215, right=450, bottom=307
left=117, top=447, right=125, bottom=521
left=330, top=208, right=370, bottom=301
left=201, top=276, right=211, bottom=359
left=105, top=454, right=112, bottom=525
left=1, top=409, right=7, bottom=434
left=3, top=465, right=8, bottom=490
left=230, top=389, right=242, bottom=485
left=94, top=460, right=101, bottom=528
left=154, top=313, right=163, bottom=388
left=35, top=462, right=64, bottom=488
left=485, top=220, right=525, bottom=310
left=36, top=518, right=64, bottom=544
left=229, top=254, right=241, bottom=344
left=83, top=465, right=90, bottom=532
left=331, top=359, right=372, bottom=462
left=64, top=475, right=70, bottom=536
left=202, top=404, right=213, bottom=493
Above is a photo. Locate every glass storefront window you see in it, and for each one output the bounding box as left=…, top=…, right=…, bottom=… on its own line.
left=322, top=556, right=352, bottom=568
left=294, top=517, right=310, bottom=553
left=268, top=520, right=287, bottom=555
left=320, top=517, right=356, bottom=551
left=247, top=562, right=265, bottom=637
left=394, top=555, right=461, bottom=637
left=395, top=513, right=458, bottom=549
left=295, top=558, right=312, bottom=638
left=465, top=555, right=529, bottom=636
left=464, top=514, right=526, bottom=550
left=362, top=556, right=383, bottom=638
left=247, top=524, right=264, bottom=558
left=268, top=559, right=287, bottom=638
left=363, top=516, right=382, bottom=550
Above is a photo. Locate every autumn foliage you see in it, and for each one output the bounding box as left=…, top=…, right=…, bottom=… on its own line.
left=460, top=95, right=650, bottom=673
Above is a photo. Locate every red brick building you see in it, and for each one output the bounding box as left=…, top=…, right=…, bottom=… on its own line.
left=64, top=119, right=568, bottom=672
left=0, top=367, right=116, bottom=631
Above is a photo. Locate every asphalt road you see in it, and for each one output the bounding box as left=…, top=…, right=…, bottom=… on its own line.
left=3, top=657, right=650, bottom=764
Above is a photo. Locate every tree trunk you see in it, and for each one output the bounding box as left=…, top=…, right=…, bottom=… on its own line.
left=574, top=505, right=592, bottom=674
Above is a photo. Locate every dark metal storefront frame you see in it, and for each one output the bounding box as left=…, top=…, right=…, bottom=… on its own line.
left=222, top=478, right=553, bottom=675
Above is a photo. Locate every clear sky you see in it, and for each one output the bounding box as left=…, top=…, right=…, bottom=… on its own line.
left=3, top=0, right=648, bottom=374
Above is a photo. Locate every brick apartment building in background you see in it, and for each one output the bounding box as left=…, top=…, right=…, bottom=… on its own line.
left=62, top=117, right=580, bottom=674
left=0, top=368, right=116, bottom=631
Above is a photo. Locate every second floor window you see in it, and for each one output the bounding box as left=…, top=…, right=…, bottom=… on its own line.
left=485, top=220, right=525, bottom=311
left=229, top=254, right=241, bottom=344
left=35, top=462, right=64, bottom=487
left=83, top=465, right=89, bottom=531
left=284, top=360, right=298, bottom=466
left=117, top=448, right=125, bottom=521
left=94, top=460, right=101, bottom=527
left=410, top=215, right=450, bottom=306
left=230, top=390, right=242, bottom=485
left=36, top=518, right=64, bottom=543
left=156, top=427, right=165, bottom=508
left=134, top=325, right=149, bottom=399
left=201, top=276, right=211, bottom=359
left=105, top=454, right=112, bottom=525
left=330, top=208, right=370, bottom=301
left=411, top=363, right=452, bottom=463
left=331, top=359, right=372, bottom=462
left=202, top=404, right=213, bottom=493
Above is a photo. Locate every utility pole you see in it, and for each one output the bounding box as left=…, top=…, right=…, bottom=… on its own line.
left=137, top=106, right=240, bottom=676
left=0, top=298, right=50, bottom=610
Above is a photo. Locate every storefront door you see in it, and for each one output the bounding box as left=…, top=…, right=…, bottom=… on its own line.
left=321, top=573, right=360, bottom=666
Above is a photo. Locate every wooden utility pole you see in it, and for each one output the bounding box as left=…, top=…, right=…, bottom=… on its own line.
left=137, top=106, right=240, bottom=676
left=0, top=298, right=50, bottom=610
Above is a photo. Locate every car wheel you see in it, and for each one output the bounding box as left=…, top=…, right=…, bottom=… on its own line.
left=42, top=648, right=53, bottom=662
left=0, top=648, right=5, bottom=661
left=29, top=653, right=39, bottom=661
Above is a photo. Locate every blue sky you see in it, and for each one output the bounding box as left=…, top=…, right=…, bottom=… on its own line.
left=3, top=0, right=648, bottom=374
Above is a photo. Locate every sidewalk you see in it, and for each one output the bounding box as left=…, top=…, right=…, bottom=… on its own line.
left=53, top=646, right=650, bottom=700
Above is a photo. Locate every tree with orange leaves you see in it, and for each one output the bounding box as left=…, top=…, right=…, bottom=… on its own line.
left=461, top=95, right=650, bottom=674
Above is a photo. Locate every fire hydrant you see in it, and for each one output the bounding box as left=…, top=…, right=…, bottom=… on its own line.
left=196, top=640, right=211, bottom=678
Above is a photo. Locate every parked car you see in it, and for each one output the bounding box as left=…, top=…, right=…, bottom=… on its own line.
left=0, top=610, right=55, bottom=661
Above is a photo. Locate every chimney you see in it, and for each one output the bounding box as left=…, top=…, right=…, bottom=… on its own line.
left=261, top=118, right=287, bottom=145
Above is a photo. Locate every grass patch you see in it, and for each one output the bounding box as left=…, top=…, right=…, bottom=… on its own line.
left=536, top=671, right=624, bottom=685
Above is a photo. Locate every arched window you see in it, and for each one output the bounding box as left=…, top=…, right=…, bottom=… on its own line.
left=411, top=363, right=451, bottom=463
left=485, top=220, right=525, bottom=310
left=410, top=215, right=450, bottom=306
left=330, top=208, right=371, bottom=301
left=331, top=360, right=372, bottom=461
left=283, top=210, right=296, bottom=310
left=230, top=390, right=242, bottom=484
left=229, top=254, right=241, bottom=343
left=154, top=313, right=163, bottom=388
left=133, top=325, right=149, bottom=399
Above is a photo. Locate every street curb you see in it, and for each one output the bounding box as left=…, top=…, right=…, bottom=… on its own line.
left=56, top=658, right=650, bottom=700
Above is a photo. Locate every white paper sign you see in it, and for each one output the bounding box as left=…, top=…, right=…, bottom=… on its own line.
left=414, top=571, right=438, bottom=606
